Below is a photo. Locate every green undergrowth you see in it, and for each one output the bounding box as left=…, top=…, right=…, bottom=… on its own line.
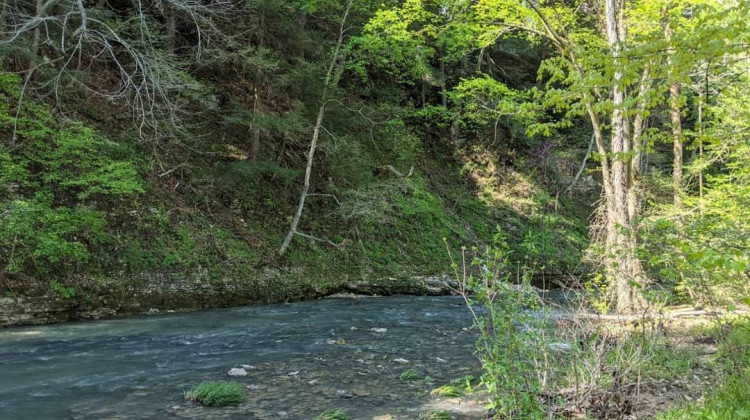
left=314, top=409, right=350, bottom=420
left=657, top=320, right=750, bottom=420
left=1, top=67, right=589, bottom=304
left=185, top=381, right=246, bottom=406
left=431, top=375, right=476, bottom=397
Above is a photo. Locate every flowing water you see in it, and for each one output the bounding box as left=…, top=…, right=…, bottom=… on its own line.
left=0, top=296, right=490, bottom=420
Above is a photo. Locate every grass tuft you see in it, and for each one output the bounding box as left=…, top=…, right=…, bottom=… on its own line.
left=314, top=409, right=351, bottom=420
left=185, top=381, right=246, bottom=406
left=430, top=384, right=464, bottom=397
left=399, top=369, right=421, bottom=381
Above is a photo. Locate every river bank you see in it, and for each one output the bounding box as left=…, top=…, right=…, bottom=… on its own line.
left=0, top=271, right=458, bottom=327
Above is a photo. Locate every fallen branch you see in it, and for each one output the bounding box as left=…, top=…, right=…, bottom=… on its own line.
left=563, top=132, right=595, bottom=196
left=278, top=1, right=352, bottom=257
left=385, top=165, right=414, bottom=178
left=294, top=231, right=345, bottom=248
left=568, top=308, right=748, bottom=322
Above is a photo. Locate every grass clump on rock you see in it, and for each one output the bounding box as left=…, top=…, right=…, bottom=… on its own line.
left=399, top=369, right=421, bottom=381
left=185, top=381, right=246, bottom=406
left=314, top=408, right=350, bottom=420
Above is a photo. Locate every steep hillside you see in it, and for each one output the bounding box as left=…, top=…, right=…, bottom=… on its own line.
left=0, top=67, right=591, bottom=325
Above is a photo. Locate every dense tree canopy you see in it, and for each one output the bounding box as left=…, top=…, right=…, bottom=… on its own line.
left=0, top=0, right=748, bottom=313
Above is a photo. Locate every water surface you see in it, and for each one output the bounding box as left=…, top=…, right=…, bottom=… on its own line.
left=0, top=296, right=483, bottom=420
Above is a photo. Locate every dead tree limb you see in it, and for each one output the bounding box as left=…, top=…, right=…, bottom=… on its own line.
left=294, top=231, right=345, bottom=248
left=563, top=133, right=595, bottom=196
left=279, top=0, right=352, bottom=257
left=385, top=165, right=414, bottom=178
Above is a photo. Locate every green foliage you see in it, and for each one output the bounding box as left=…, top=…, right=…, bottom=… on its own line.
left=430, top=375, right=474, bottom=397
left=313, top=409, right=350, bottom=420
left=453, top=231, right=550, bottom=418
left=185, top=381, right=246, bottom=407
left=639, top=339, right=699, bottom=381
left=657, top=320, right=750, bottom=420
left=349, top=0, right=438, bottom=83
left=336, top=177, right=460, bottom=269
left=640, top=74, right=750, bottom=305
left=0, top=196, right=107, bottom=273
left=49, top=280, right=77, bottom=300
left=430, top=384, right=464, bottom=398
left=0, top=71, right=143, bottom=276
left=399, top=369, right=421, bottom=381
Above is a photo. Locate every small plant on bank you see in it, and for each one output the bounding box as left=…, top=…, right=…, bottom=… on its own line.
left=447, top=230, right=551, bottom=418
left=450, top=375, right=475, bottom=391
left=399, top=369, right=421, bottom=381
left=430, top=384, right=464, bottom=398
left=314, top=408, right=350, bottom=420
left=185, top=381, right=246, bottom=406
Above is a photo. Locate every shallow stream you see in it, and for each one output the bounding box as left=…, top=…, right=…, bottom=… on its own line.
left=0, top=296, right=488, bottom=420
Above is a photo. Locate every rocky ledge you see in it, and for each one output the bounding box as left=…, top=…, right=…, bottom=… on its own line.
left=0, top=274, right=458, bottom=328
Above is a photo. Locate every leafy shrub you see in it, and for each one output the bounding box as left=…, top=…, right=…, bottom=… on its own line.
left=0, top=195, right=107, bottom=273
left=185, top=381, right=246, bottom=406
left=0, top=71, right=144, bottom=276
left=450, top=230, right=551, bottom=418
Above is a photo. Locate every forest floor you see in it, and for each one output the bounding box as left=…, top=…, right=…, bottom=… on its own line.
left=630, top=316, right=725, bottom=420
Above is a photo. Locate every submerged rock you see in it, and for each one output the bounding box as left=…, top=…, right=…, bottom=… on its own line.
left=228, top=368, right=248, bottom=377
left=336, top=389, right=353, bottom=398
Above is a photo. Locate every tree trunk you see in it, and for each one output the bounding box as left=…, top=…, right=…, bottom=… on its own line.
left=602, top=0, right=647, bottom=314
left=440, top=58, right=447, bottom=108
left=663, top=8, right=683, bottom=207
left=32, top=0, right=42, bottom=51
left=628, top=65, right=651, bottom=223
left=249, top=85, right=261, bottom=164
left=0, top=0, right=7, bottom=41
left=279, top=1, right=351, bottom=257
left=698, top=92, right=703, bottom=201
left=166, top=6, right=177, bottom=55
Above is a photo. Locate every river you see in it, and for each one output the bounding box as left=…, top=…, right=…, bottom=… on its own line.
left=0, top=296, right=487, bottom=420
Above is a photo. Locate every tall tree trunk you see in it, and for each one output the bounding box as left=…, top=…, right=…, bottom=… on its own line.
left=663, top=7, right=683, bottom=207
left=698, top=92, right=703, bottom=202
left=602, top=0, right=647, bottom=314
left=0, top=0, right=7, bottom=41
left=528, top=0, right=647, bottom=313
left=165, top=6, right=176, bottom=55
left=249, top=83, right=261, bottom=164
left=279, top=1, right=351, bottom=257
left=32, top=0, right=42, bottom=51
left=440, top=58, right=448, bottom=108
left=628, top=65, right=651, bottom=223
